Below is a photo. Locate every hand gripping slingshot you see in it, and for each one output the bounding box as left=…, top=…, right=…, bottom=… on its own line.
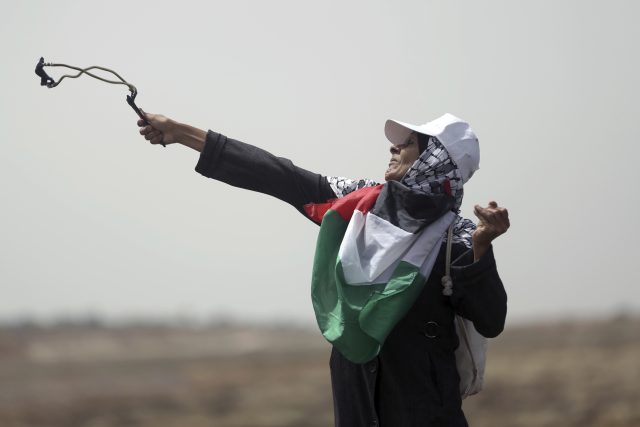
left=34, top=57, right=165, bottom=147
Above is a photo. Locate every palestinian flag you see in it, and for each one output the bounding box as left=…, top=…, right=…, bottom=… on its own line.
left=305, top=181, right=456, bottom=363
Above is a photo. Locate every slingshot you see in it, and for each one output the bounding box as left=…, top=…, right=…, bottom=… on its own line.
left=34, top=57, right=165, bottom=146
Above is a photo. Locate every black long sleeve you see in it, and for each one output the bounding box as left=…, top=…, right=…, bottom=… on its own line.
left=195, top=130, right=336, bottom=218
left=450, top=245, right=507, bottom=338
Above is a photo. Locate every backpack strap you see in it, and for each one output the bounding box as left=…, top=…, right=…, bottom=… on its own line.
left=442, top=222, right=480, bottom=396
left=445, top=222, right=454, bottom=278
left=441, top=224, right=454, bottom=296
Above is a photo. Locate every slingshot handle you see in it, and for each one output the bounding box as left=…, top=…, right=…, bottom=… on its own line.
left=127, top=95, right=165, bottom=147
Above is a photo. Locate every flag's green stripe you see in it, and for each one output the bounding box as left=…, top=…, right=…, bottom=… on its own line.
left=311, top=209, right=427, bottom=364
left=358, top=261, right=426, bottom=346
left=311, top=210, right=348, bottom=342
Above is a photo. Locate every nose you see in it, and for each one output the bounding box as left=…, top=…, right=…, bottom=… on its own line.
left=390, top=144, right=400, bottom=154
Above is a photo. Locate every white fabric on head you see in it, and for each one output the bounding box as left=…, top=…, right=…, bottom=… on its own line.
left=385, top=113, right=480, bottom=184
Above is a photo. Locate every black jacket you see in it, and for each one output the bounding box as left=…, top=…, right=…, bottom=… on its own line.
left=196, top=131, right=507, bottom=427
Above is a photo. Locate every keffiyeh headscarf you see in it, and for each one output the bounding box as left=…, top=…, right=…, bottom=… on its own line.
left=401, top=135, right=476, bottom=247
left=326, top=135, right=476, bottom=248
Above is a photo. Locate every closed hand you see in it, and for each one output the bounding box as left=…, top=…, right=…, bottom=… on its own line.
left=472, top=201, right=510, bottom=248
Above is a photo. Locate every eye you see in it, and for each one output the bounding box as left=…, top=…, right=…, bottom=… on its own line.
left=397, top=139, right=415, bottom=150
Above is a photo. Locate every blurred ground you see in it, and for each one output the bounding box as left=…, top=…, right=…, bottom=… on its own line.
left=0, top=316, right=638, bottom=427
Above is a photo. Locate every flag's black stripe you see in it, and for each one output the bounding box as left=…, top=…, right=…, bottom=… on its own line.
left=370, top=181, right=454, bottom=234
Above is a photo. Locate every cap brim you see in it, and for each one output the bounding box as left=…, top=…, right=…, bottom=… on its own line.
left=384, top=119, right=430, bottom=145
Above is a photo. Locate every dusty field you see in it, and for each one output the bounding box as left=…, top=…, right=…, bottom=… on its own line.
left=0, top=317, right=638, bottom=427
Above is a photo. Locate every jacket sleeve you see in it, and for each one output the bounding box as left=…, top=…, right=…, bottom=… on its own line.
left=449, top=246, right=507, bottom=338
left=195, top=130, right=336, bottom=218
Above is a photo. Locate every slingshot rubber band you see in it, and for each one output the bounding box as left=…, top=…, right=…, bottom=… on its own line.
left=35, top=57, right=165, bottom=147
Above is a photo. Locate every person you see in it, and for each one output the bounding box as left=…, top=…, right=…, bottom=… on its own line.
left=137, top=112, right=509, bottom=427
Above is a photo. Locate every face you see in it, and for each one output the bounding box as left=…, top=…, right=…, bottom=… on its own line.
left=384, top=133, right=421, bottom=181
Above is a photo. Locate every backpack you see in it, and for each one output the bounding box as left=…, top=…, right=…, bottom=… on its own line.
left=442, top=223, right=488, bottom=399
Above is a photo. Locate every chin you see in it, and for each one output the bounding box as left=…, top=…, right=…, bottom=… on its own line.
left=385, top=169, right=401, bottom=182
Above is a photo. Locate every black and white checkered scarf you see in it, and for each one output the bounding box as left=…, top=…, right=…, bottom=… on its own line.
left=326, top=135, right=475, bottom=247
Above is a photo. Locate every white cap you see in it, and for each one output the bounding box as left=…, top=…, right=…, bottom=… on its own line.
left=384, top=113, right=480, bottom=183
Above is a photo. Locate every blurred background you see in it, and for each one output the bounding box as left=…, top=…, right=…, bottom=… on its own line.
left=1, top=0, right=639, bottom=426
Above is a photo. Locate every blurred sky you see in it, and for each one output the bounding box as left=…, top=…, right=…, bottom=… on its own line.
left=1, top=0, right=639, bottom=325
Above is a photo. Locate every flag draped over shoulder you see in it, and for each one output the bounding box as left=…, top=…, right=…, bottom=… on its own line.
left=305, top=181, right=456, bottom=363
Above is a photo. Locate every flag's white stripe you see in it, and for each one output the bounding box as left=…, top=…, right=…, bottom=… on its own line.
left=338, top=211, right=414, bottom=285
left=340, top=210, right=457, bottom=286
left=369, top=212, right=456, bottom=284
left=408, top=212, right=457, bottom=272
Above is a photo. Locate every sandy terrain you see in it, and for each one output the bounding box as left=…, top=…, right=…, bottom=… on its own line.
left=0, top=317, right=638, bottom=427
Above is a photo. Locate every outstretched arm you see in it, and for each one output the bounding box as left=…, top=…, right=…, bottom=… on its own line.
left=138, top=113, right=206, bottom=152
left=136, top=113, right=335, bottom=218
